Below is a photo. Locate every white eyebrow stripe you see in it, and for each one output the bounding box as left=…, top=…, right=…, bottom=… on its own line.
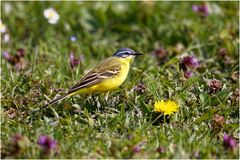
left=117, top=51, right=132, bottom=55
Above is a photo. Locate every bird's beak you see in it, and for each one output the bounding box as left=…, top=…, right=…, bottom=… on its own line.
left=133, top=52, right=143, bottom=56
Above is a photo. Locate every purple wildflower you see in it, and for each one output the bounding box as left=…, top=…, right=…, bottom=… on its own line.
left=153, top=47, right=167, bottom=59
left=2, top=51, right=11, bottom=60
left=223, top=133, right=237, bottom=150
left=16, top=48, right=25, bottom=58
left=211, top=114, right=225, bottom=132
left=218, top=48, right=228, bottom=57
left=181, top=56, right=199, bottom=70
left=38, top=135, right=57, bottom=151
left=133, top=83, right=147, bottom=94
left=132, top=145, right=141, bottom=154
left=207, top=79, right=222, bottom=93
left=156, top=146, right=165, bottom=153
left=152, top=47, right=168, bottom=65
left=70, top=36, right=77, bottom=42
left=10, top=134, right=24, bottom=154
left=184, top=71, right=193, bottom=79
left=192, top=4, right=209, bottom=17
left=69, top=53, right=81, bottom=69
left=2, top=49, right=27, bottom=70
left=217, top=48, right=234, bottom=65
left=194, top=151, right=199, bottom=158
left=9, top=134, right=30, bottom=155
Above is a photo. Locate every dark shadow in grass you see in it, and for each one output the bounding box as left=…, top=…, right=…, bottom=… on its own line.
left=83, top=100, right=100, bottom=114
left=150, top=112, right=170, bottom=126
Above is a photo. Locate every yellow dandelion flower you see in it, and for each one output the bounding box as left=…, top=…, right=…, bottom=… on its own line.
left=154, top=100, right=179, bottom=115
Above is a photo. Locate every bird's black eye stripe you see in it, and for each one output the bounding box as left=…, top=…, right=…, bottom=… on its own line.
left=117, top=51, right=132, bottom=55
left=126, top=51, right=132, bottom=54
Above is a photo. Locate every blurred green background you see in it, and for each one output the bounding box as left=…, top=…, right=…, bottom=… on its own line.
left=1, top=1, right=239, bottom=159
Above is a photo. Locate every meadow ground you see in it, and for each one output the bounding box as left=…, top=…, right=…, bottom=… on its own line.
left=1, top=1, right=239, bottom=159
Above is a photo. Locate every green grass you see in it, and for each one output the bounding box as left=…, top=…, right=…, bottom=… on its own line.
left=1, top=1, right=239, bottom=159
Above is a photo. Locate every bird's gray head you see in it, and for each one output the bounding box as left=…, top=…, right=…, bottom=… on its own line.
left=113, top=48, right=142, bottom=58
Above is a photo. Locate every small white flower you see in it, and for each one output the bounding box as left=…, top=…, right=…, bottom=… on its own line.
left=44, top=8, right=60, bottom=24
left=0, top=19, right=7, bottom=34
left=3, top=33, right=10, bottom=43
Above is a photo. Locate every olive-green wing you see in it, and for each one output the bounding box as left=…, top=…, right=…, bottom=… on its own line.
left=68, top=57, right=121, bottom=94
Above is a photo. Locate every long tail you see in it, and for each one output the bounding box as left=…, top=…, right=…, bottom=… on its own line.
left=43, top=94, right=70, bottom=108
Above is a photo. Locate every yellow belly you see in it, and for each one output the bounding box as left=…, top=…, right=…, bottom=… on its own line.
left=86, top=74, right=128, bottom=93
left=74, top=57, right=132, bottom=94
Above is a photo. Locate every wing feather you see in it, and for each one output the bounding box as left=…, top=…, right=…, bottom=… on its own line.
left=68, top=58, right=121, bottom=94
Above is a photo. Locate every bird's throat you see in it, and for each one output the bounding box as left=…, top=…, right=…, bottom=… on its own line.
left=123, top=56, right=135, bottom=64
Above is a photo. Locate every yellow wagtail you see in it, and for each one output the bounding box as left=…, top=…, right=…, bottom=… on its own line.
left=44, top=48, right=142, bottom=107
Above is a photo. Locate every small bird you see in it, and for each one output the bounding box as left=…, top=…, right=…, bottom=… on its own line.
left=44, top=48, right=142, bottom=108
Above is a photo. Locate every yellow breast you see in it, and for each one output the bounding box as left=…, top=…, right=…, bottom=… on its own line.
left=76, top=56, right=134, bottom=94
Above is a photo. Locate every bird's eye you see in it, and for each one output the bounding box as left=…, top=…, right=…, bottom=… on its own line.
left=121, top=53, right=129, bottom=58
